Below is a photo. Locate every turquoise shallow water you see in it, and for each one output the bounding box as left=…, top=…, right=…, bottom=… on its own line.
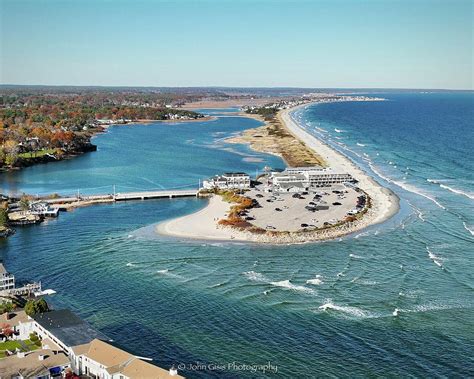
left=1, top=94, right=473, bottom=378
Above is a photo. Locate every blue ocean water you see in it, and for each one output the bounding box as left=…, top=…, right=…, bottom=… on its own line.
left=1, top=93, right=473, bottom=378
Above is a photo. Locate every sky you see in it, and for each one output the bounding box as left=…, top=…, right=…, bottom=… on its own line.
left=1, top=0, right=472, bottom=89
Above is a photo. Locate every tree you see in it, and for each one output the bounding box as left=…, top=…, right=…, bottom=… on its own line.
left=19, top=196, right=30, bottom=211
left=24, top=300, right=36, bottom=316
left=1, top=323, right=13, bottom=339
left=36, top=298, right=49, bottom=313
left=24, top=299, right=49, bottom=316
left=0, top=301, right=14, bottom=314
left=0, top=207, right=8, bottom=227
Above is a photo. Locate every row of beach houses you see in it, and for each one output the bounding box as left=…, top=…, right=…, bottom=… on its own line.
left=1, top=307, right=183, bottom=379
left=1, top=262, right=183, bottom=378
left=202, top=167, right=354, bottom=193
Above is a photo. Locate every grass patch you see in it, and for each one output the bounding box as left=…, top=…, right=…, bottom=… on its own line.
left=18, top=149, right=57, bottom=159
left=0, top=339, right=40, bottom=358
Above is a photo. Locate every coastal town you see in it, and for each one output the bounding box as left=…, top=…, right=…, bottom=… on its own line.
left=0, top=90, right=399, bottom=377
left=0, top=263, right=184, bottom=378
left=0, top=92, right=397, bottom=243
left=0, top=88, right=208, bottom=171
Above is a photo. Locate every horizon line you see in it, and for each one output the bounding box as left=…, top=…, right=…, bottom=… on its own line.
left=1, top=84, right=473, bottom=92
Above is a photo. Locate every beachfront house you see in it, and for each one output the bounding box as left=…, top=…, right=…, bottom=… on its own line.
left=1, top=346, right=71, bottom=379
left=271, top=172, right=309, bottom=194
left=29, top=201, right=59, bottom=218
left=0, top=262, right=15, bottom=292
left=15, top=309, right=185, bottom=378
left=203, top=172, right=251, bottom=190
left=31, top=309, right=109, bottom=356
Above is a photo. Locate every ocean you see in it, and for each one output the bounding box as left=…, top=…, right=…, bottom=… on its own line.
left=1, top=93, right=473, bottom=378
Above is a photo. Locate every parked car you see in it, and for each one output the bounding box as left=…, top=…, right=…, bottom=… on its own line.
left=275, top=208, right=282, bottom=211
left=333, top=202, right=342, bottom=205
left=300, top=223, right=309, bottom=228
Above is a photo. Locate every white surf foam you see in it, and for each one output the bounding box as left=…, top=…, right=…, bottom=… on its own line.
left=392, top=180, right=445, bottom=209
left=318, top=302, right=373, bottom=318
left=407, top=201, right=426, bottom=222
left=334, top=128, right=343, bottom=133
left=463, top=222, right=474, bottom=236
left=427, top=179, right=474, bottom=200
left=426, top=247, right=443, bottom=268
left=243, top=271, right=268, bottom=282
left=270, top=280, right=314, bottom=294
left=356, top=142, right=365, bottom=147
left=306, top=277, right=324, bottom=285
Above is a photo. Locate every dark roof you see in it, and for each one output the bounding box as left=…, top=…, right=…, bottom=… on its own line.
left=223, top=172, right=248, bottom=176
left=33, top=309, right=108, bottom=348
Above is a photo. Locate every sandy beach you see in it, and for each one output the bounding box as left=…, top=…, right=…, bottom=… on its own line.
left=156, top=196, right=248, bottom=241
left=279, top=105, right=399, bottom=226
left=156, top=102, right=400, bottom=243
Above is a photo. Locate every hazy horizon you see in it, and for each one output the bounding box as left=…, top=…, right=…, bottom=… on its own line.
left=1, top=0, right=473, bottom=90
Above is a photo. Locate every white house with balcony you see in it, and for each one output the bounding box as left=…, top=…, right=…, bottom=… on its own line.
left=203, top=172, right=251, bottom=190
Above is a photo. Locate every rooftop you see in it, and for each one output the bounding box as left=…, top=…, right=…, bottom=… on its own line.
left=0, top=348, right=70, bottom=379
left=0, top=263, right=8, bottom=274
left=222, top=172, right=249, bottom=177
left=2, top=310, right=30, bottom=328
left=73, top=339, right=184, bottom=379
left=33, top=309, right=108, bottom=348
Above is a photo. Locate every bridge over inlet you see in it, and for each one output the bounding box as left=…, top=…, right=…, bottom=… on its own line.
left=42, top=188, right=200, bottom=205
left=114, top=189, right=198, bottom=201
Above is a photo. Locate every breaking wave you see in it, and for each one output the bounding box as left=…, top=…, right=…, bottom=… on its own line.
left=427, top=179, right=474, bottom=200
left=426, top=247, right=443, bottom=268
left=242, top=271, right=268, bottom=282
left=306, top=276, right=324, bottom=285
left=270, top=280, right=314, bottom=294
left=463, top=222, right=474, bottom=236
left=317, top=302, right=376, bottom=318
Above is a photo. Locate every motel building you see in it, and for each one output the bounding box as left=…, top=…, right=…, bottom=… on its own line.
left=203, top=172, right=251, bottom=190
left=270, top=167, right=354, bottom=193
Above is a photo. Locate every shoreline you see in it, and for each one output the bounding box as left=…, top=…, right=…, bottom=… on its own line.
left=0, top=116, right=215, bottom=174
left=157, top=101, right=400, bottom=244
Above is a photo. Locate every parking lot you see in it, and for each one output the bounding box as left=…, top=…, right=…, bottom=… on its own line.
left=243, top=183, right=364, bottom=232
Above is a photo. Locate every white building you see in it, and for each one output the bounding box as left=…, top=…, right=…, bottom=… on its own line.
left=271, top=167, right=353, bottom=193
left=71, top=339, right=183, bottom=379
left=0, top=262, right=15, bottom=292
left=203, top=172, right=251, bottom=190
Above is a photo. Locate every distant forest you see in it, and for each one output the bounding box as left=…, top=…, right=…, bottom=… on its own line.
left=0, top=88, right=226, bottom=169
